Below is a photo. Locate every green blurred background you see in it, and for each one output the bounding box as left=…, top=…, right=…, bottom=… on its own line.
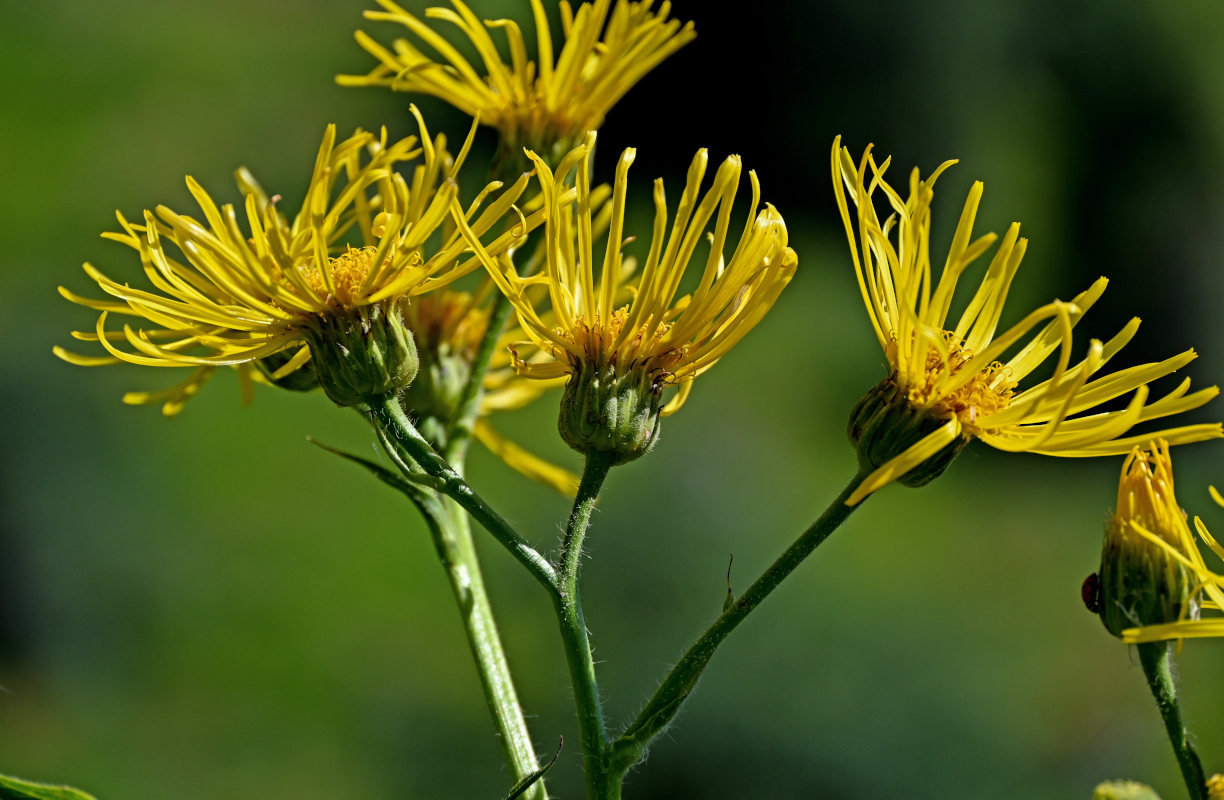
left=4, top=1, right=1224, bottom=797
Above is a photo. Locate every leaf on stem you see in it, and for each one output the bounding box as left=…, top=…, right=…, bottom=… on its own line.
left=0, top=773, right=99, bottom=800
left=502, top=736, right=563, bottom=800
left=307, top=437, right=441, bottom=503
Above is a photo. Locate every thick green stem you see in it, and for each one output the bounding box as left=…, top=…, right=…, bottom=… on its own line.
left=609, top=469, right=870, bottom=777
left=415, top=496, right=548, bottom=800
left=553, top=452, right=616, bottom=799
left=1138, top=642, right=1207, bottom=800
left=371, top=396, right=557, bottom=591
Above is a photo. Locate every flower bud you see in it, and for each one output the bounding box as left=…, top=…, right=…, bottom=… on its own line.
left=1091, top=442, right=1196, bottom=638
left=304, top=301, right=419, bottom=407
left=558, top=361, right=663, bottom=465
left=847, top=376, right=968, bottom=488
left=397, top=294, right=486, bottom=426
left=400, top=345, right=471, bottom=423
left=1090, top=780, right=1161, bottom=800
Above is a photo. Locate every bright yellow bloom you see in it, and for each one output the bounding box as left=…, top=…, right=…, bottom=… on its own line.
left=833, top=138, right=1221, bottom=505
left=456, top=133, right=796, bottom=417
left=1120, top=476, right=1224, bottom=644
left=338, top=0, right=694, bottom=154
left=56, top=111, right=537, bottom=404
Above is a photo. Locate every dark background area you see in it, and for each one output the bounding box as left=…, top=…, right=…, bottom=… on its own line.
left=3, top=1, right=1224, bottom=798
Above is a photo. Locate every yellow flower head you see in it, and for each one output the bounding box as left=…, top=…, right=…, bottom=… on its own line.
left=57, top=110, right=538, bottom=406
left=455, top=133, right=796, bottom=461
left=833, top=138, right=1221, bottom=505
left=338, top=0, right=695, bottom=155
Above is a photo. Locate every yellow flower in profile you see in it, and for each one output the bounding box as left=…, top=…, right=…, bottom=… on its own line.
left=833, top=137, right=1221, bottom=505
left=338, top=0, right=695, bottom=154
left=56, top=111, right=538, bottom=406
left=454, top=133, right=796, bottom=462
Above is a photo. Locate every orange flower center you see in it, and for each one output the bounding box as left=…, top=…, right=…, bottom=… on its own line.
left=560, top=306, right=686, bottom=379
left=302, top=246, right=382, bottom=308
left=907, top=332, right=1014, bottom=433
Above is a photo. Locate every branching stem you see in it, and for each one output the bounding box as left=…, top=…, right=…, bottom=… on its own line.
left=609, top=468, right=870, bottom=778
left=371, top=395, right=557, bottom=591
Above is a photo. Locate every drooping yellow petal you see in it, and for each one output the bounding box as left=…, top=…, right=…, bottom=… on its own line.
left=473, top=419, right=579, bottom=495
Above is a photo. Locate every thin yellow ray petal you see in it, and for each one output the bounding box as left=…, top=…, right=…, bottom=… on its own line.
left=846, top=418, right=963, bottom=506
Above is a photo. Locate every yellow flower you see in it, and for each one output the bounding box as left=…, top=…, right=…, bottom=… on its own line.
left=833, top=138, right=1221, bottom=505
left=338, top=0, right=695, bottom=155
left=1119, top=478, right=1224, bottom=644
left=56, top=110, right=537, bottom=406
left=454, top=133, right=796, bottom=460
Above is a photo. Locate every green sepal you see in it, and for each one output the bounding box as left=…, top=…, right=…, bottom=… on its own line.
left=1091, top=780, right=1163, bottom=800
left=1096, top=521, right=1193, bottom=638
left=305, top=302, right=419, bottom=407
left=558, top=360, right=663, bottom=465
left=847, top=375, right=968, bottom=487
left=0, top=773, right=98, bottom=800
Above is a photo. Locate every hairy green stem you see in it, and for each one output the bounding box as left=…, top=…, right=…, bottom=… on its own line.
left=412, top=494, right=548, bottom=800
left=609, top=469, right=870, bottom=776
left=372, top=395, right=557, bottom=591
left=360, top=403, right=550, bottom=799
left=1138, top=642, right=1207, bottom=800
left=553, top=452, right=616, bottom=799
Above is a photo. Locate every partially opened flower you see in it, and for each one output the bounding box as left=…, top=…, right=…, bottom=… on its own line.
left=1084, top=440, right=1205, bottom=641
left=833, top=138, right=1221, bottom=506
left=338, top=0, right=695, bottom=159
left=1113, top=476, right=1224, bottom=644
left=57, top=111, right=538, bottom=408
left=455, top=133, right=796, bottom=463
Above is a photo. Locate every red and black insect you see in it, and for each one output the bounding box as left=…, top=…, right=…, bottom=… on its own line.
left=1081, top=573, right=1102, bottom=615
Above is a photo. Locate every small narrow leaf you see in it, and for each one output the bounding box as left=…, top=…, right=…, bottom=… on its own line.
left=503, top=736, right=563, bottom=800
left=307, top=437, right=440, bottom=501
left=0, top=773, right=99, bottom=800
